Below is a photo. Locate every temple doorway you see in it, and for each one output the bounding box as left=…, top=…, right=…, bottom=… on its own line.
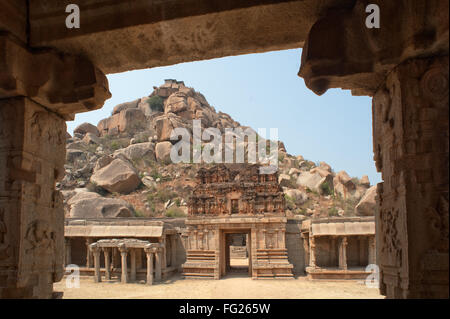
left=220, top=229, right=252, bottom=278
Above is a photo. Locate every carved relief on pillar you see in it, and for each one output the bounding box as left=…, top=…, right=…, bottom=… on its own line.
left=374, top=56, right=449, bottom=298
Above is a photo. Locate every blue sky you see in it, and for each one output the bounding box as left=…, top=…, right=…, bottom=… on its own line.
left=67, top=48, right=381, bottom=185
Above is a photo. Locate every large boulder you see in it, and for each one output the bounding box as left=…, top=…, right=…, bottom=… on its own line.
left=284, top=188, right=308, bottom=205
left=113, top=142, right=156, bottom=162
left=154, top=114, right=187, bottom=142
left=83, top=132, right=101, bottom=145
left=68, top=191, right=134, bottom=218
left=278, top=174, right=292, bottom=188
left=360, top=175, right=370, bottom=187
left=98, top=108, right=146, bottom=136
left=94, top=155, right=113, bottom=172
left=165, top=91, right=188, bottom=114
left=66, top=149, right=86, bottom=163
left=90, top=158, right=141, bottom=194
left=112, top=99, right=139, bottom=115
left=354, top=186, right=377, bottom=216
left=297, top=171, right=333, bottom=195
left=333, top=170, right=356, bottom=199
left=74, top=122, right=100, bottom=137
left=155, top=141, right=173, bottom=163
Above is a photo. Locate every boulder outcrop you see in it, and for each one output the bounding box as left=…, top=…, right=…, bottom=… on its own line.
left=90, top=158, right=141, bottom=194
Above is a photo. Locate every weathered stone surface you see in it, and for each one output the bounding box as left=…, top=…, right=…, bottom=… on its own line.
left=68, top=192, right=134, bottom=218
left=299, top=0, right=448, bottom=96
left=98, top=108, right=146, bottom=136
left=278, top=174, right=292, bottom=188
left=360, top=175, right=370, bottom=187
left=83, top=132, right=101, bottom=145
left=155, top=141, right=173, bottom=163
left=93, top=155, right=113, bottom=172
left=0, top=97, right=66, bottom=298
left=333, top=171, right=356, bottom=199
left=284, top=188, right=308, bottom=205
left=373, top=56, right=449, bottom=299
left=66, top=149, right=86, bottom=163
left=0, top=34, right=110, bottom=120
left=112, top=99, right=140, bottom=115
left=113, top=142, right=155, bottom=162
left=90, top=158, right=141, bottom=194
left=154, top=114, right=187, bottom=142
left=354, top=186, right=377, bottom=216
left=297, top=171, right=333, bottom=194
left=74, top=123, right=100, bottom=137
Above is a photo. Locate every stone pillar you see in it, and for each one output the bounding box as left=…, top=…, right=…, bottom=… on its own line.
left=119, top=245, right=128, bottom=284
left=154, top=247, right=162, bottom=282
left=301, top=234, right=310, bottom=270
left=339, top=237, right=348, bottom=270
left=368, top=236, right=376, bottom=266
left=359, top=236, right=366, bottom=266
left=90, top=244, right=101, bottom=283
left=144, top=246, right=155, bottom=285
left=309, top=236, right=316, bottom=268
left=330, top=237, right=337, bottom=267
left=86, top=238, right=94, bottom=268
left=136, top=249, right=143, bottom=270
left=130, top=249, right=136, bottom=282
left=0, top=31, right=109, bottom=298
left=103, top=248, right=111, bottom=281
left=65, top=238, right=72, bottom=266
left=159, top=237, right=167, bottom=271
left=170, top=235, right=177, bottom=268
left=373, top=56, right=449, bottom=298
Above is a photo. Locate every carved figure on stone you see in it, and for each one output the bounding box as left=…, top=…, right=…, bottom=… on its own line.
left=25, top=220, right=55, bottom=254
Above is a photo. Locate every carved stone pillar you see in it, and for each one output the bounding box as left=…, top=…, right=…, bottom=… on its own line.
left=368, top=236, right=376, bottom=266
left=0, top=32, right=109, bottom=298
left=65, top=238, right=72, bottom=266
left=90, top=244, right=101, bottom=283
left=301, top=234, right=309, bottom=270
left=158, top=238, right=167, bottom=271
left=373, top=56, right=449, bottom=298
left=86, top=238, right=94, bottom=268
left=130, top=249, right=136, bottom=282
left=103, top=248, right=111, bottom=281
left=118, top=245, right=128, bottom=284
left=144, top=246, right=155, bottom=285
left=339, top=237, right=348, bottom=270
left=154, top=247, right=162, bottom=282
left=309, top=236, right=316, bottom=269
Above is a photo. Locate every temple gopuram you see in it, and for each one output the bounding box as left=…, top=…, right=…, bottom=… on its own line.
left=182, top=164, right=294, bottom=279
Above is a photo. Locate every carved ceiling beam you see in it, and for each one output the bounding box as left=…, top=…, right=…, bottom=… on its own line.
left=299, top=0, right=449, bottom=96
left=0, top=33, right=111, bottom=120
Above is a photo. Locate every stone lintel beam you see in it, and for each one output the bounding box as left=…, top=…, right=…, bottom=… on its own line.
left=0, top=33, right=111, bottom=120
left=28, top=0, right=346, bottom=74
left=298, top=0, right=449, bottom=96
left=0, top=0, right=27, bottom=43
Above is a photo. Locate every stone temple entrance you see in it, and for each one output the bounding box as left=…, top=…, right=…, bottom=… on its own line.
left=222, top=231, right=251, bottom=277
left=182, top=164, right=294, bottom=280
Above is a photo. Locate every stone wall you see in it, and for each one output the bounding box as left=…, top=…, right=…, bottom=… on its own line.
left=285, top=219, right=305, bottom=275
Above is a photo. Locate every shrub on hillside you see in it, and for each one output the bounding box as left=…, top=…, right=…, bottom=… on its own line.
left=147, top=96, right=164, bottom=112
left=165, top=207, right=186, bottom=218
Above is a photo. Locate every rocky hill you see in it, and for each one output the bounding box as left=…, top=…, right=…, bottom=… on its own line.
left=60, top=79, right=377, bottom=220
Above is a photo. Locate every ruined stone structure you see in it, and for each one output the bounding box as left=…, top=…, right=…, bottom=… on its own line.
left=182, top=165, right=294, bottom=279
left=64, top=218, right=184, bottom=283
left=0, top=0, right=447, bottom=298
left=301, top=217, right=376, bottom=280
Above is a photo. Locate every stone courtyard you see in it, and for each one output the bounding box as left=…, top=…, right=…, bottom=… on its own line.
left=54, top=274, right=383, bottom=299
